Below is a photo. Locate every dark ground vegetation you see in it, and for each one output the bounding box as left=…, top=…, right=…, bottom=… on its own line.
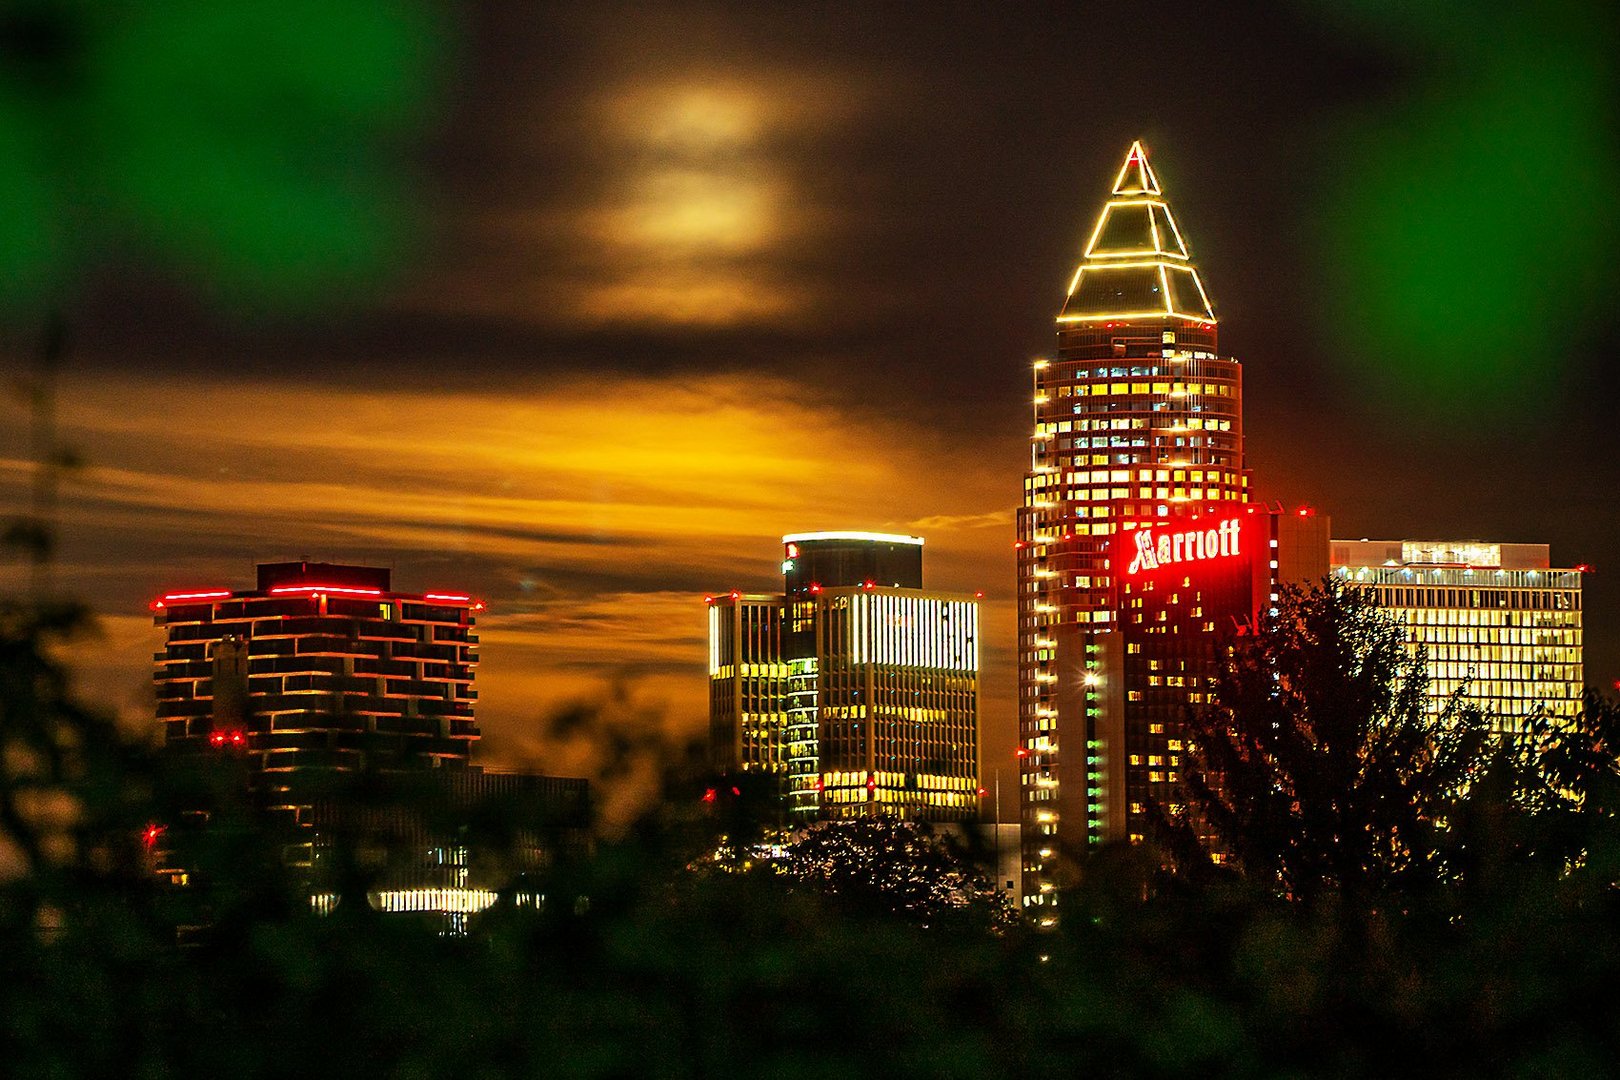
left=5, top=584, right=1620, bottom=1079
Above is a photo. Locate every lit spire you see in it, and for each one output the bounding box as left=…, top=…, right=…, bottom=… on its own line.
left=1059, top=141, right=1215, bottom=325
left=1112, top=140, right=1160, bottom=196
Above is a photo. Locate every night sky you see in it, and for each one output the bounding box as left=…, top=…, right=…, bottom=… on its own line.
left=3, top=1, right=1614, bottom=795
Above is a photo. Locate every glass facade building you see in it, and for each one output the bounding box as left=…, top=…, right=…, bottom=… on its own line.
left=1331, top=540, right=1585, bottom=735
left=1017, top=143, right=1250, bottom=909
left=708, top=533, right=981, bottom=821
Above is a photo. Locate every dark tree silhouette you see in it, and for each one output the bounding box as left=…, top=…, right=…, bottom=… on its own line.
left=1539, top=690, right=1620, bottom=817
left=1160, top=578, right=1504, bottom=907
left=1527, top=689, right=1620, bottom=892
left=0, top=599, right=158, bottom=920
left=776, top=816, right=1013, bottom=926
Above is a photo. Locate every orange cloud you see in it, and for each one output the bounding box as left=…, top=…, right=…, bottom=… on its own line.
left=404, top=67, right=864, bottom=331
left=2, top=369, right=1016, bottom=785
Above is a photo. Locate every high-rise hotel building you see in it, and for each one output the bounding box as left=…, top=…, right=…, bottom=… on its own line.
left=1084, top=507, right=1329, bottom=845
left=1332, top=539, right=1585, bottom=734
left=708, top=532, right=981, bottom=821
left=1017, top=143, right=1251, bottom=908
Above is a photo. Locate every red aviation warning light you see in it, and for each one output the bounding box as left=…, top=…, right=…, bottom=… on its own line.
left=1111, top=139, right=1161, bottom=196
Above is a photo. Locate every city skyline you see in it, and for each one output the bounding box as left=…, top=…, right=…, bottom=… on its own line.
left=1, top=1, right=1614, bottom=787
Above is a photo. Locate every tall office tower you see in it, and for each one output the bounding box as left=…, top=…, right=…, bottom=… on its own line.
left=1017, top=142, right=1248, bottom=909
left=153, top=561, right=482, bottom=813
left=708, top=532, right=981, bottom=822
left=1331, top=539, right=1585, bottom=735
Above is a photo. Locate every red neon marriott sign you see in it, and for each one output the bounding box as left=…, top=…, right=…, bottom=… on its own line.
left=1124, top=518, right=1244, bottom=575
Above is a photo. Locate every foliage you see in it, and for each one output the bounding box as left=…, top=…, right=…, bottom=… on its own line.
left=6, top=581, right=1620, bottom=1076
left=0, top=598, right=158, bottom=925
left=1522, top=690, right=1620, bottom=893
left=773, top=815, right=1015, bottom=928
left=1157, top=578, right=1514, bottom=907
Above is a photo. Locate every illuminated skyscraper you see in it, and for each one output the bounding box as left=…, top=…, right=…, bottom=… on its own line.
left=151, top=562, right=590, bottom=930
left=1331, top=539, right=1585, bottom=734
left=708, top=532, right=981, bottom=821
left=153, top=561, right=483, bottom=814
left=1016, top=142, right=1249, bottom=908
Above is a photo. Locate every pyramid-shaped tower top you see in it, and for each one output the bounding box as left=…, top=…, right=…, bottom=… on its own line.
left=1059, top=141, right=1215, bottom=326
left=1112, top=140, right=1161, bottom=196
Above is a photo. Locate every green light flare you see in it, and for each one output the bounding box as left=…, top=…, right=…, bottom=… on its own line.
left=0, top=0, right=442, bottom=317
left=1306, top=2, right=1619, bottom=411
left=0, top=99, right=64, bottom=308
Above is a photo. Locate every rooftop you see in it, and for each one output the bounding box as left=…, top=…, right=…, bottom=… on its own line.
left=781, top=531, right=924, bottom=547
left=1058, top=141, right=1216, bottom=326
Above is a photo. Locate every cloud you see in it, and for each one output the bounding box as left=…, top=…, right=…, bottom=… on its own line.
left=401, top=62, right=867, bottom=333
left=906, top=510, right=1015, bottom=533
left=2, top=367, right=1016, bottom=774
